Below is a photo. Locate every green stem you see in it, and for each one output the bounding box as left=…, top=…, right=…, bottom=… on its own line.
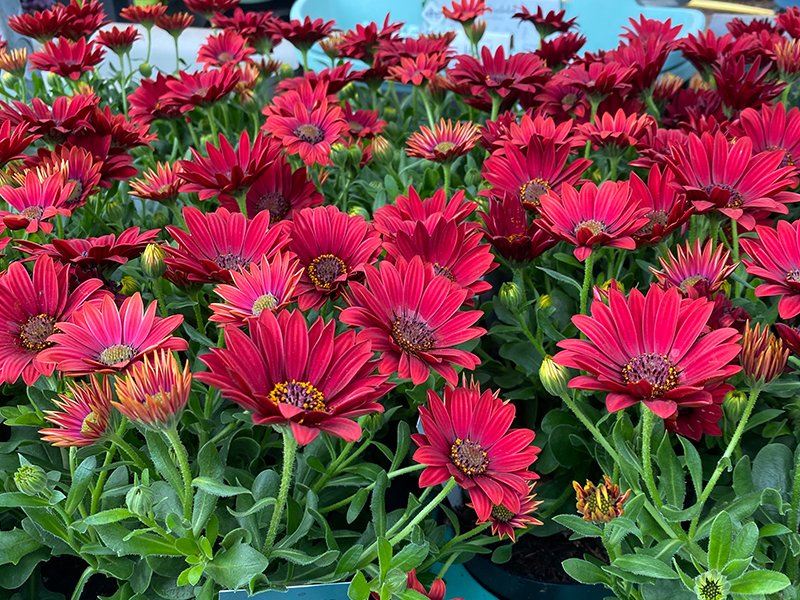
left=389, top=479, right=456, bottom=545
left=419, top=88, right=437, bottom=128
left=579, top=251, right=596, bottom=315
left=263, top=427, right=298, bottom=552
left=163, top=427, right=193, bottom=522
left=107, top=433, right=147, bottom=470
left=145, top=28, right=152, bottom=64
left=70, top=567, right=95, bottom=600
left=442, top=164, right=451, bottom=198
left=173, top=35, right=181, bottom=73
left=301, top=49, right=310, bottom=72
left=90, top=444, right=117, bottom=514
left=688, top=387, right=761, bottom=537
left=787, top=449, right=800, bottom=581
left=192, top=294, right=205, bottom=336
left=640, top=406, right=662, bottom=508
left=117, top=53, right=128, bottom=115
left=320, top=464, right=425, bottom=514
left=489, top=94, right=501, bottom=122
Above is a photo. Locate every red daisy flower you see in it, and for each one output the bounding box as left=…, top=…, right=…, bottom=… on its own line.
left=0, top=170, right=74, bottom=234
left=535, top=32, right=587, bottom=69
left=267, top=100, right=346, bottom=166
left=342, top=103, right=386, bottom=140
left=212, top=9, right=282, bottom=53
left=165, top=206, right=288, bottom=284
left=198, top=309, right=390, bottom=445
left=164, top=65, right=240, bottom=113
left=128, top=73, right=182, bottom=126
left=776, top=323, right=800, bottom=357
left=130, top=162, right=184, bottom=204
left=773, top=38, right=800, bottom=80
left=39, top=376, right=112, bottom=447
left=0, top=256, right=104, bottom=385
left=29, top=36, right=104, bottom=80
left=629, top=165, right=690, bottom=245
left=667, top=132, right=800, bottom=230
left=554, top=285, right=742, bottom=418
left=8, top=6, right=65, bottom=42
left=479, top=111, right=517, bottom=151
left=40, top=293, right=186, bottom=376
left=209, top=252, right=303, bottom=326
left=556, top=61, right=635, bottom=104
left=730, top=103, right=800, bottom=171
left=277, top=16, right=335, bottom=53
left=120, top=4, right=167, bottom=28
left=338, top=16, right=403, bottom=63
left=483, top=139, right=592, bottom=211
left=379, top=33, right=455, bottom=61
left=411, top=383, right=539, bottom=520
left=663, top=382, right=730, bottom=441
left=386, top=217, right=496, bottom=298
left=513, top=6, right=575, bottom=37
left=288, top=205, right=382, bottom=310
left=28, top=145, right=103, bottom=209
left=184, top=0, right=239, bottom=17
left=442, top=0, right=490, bottom=24
left=579, top=109, right=656, bottom=151
left=480, top=193, right=558, bottom=263
left=0, top=47, right=29, bottom=78
left=341, top=256, right=485, bottom=385
left=406, top=119, right=481, bottom=163
left=534, top=181, right=648, bottom=261
left=677, top=30, right=735, bottom=74
left=630, top=127, right=689, bottom=170
left=197, top=30, right=254, bottom=67
left=778, top=6, right=800, bottom=37
left=652, top=240, right=737, bottom=298
left=741, top=219, right=800, bottom=319
left=712, top=55, right=784, bottom=115
left=373, top=187, right=477, bottom=241
left=60, top=0, right=107, bottom=39
left=95, top=25, right=140, bottom=54
left=536, top=76, right=589, bottom=122
left=388, top=52, right=450, bottom=86
left=0, top=121, right=38, bottom=167
left=234, top=155, right=322, bottom=221
left=476, top=484, right=542, bottom=542
left=178, top=129, right=280, bottom=203
left=155, top=12, right=195, bottom=37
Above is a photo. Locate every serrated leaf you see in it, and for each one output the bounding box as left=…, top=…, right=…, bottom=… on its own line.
left=65, top=455, right=97, bottom=515
left=191, top=477, right=250, bottom=498
left=708, top=512, right=731, bottom=570
left=553, top=514, right=603, bottom=538
left=611, top=555, right=678, bottom=580
left=729, top=570, right=790, bottom=594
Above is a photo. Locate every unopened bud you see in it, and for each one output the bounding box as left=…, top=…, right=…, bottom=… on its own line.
left=14, top=464, right=47, bottom=496
left=499, top=281, right=523, bottom=312
left=126, top=481, right=154, bottom=516
left=539, top=355, right=569, bottom=397
left=537, top=294, right=552, bottom=311
left=119, top=276, right=141, bottom=296
left=723, top=390, right=747, bottom=422
left=464, top=168, right=482, bottom=188
left=138, top=62, right=153, bottom=78
left=141, top=243, right=167, bottom=279
left=370, top=136, right=392, bottom=161
left=348, top=205, right=370, bottom=220
left=278, top=63, right=295, bottom=78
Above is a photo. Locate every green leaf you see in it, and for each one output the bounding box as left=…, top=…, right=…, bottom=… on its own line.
left=0, top=528, right=40, bottom=567
left=553, top=514, right=603, bottom=538
left=611, top=555, right=679, bottom=580
left=0, top=493, right=51, bottom=508
left=730, top=521, right=759, bottom=560
left=349, top=571, right=371, bottom=600
left=721, top=558, right=751, bottom=579
left=491, top=544, right=513, bottom=564
left=536, top=267, right=582, bottom=292
left=656, top=433, right=685, bottom=508
left=347, top=488, right=369, bottom=524
left=729, top=570, right=790, bottom=594
left=677, top=436, right=702, bottom=497
left=752, top=444, right=793, bottom=497
left=144, top=431, right=183, bottom=496
left=79, top=508, right=137, bottom=528
left=371, top=471, right=388, bottom=538
left=191, top=477, right=251, bottom=498
left=270, top=548, right=339, bottom=567
left=707, top=512, right=731, bottom=570
left=65, top=455, right=97, bottom=515
left=390, top=422, right=411, bottom=472
left=392, top=542, right=429, bottom=573
left=206, top=542, right=269, bottom=590
left=562, top=558, right=610, bottom=585
left=227, top=497, right=276, bottom=518
left=377, top=538, right=392, bottom=578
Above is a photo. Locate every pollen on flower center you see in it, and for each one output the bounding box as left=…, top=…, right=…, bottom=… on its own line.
left=19, top=313, right=56, bottom=352
left=450, top=437, right=489, bottom=476
left=680, top=274, right=708, bottom=292
left=295, top=123, right=325, bottom=144
left=20, top=206, right=44, bottom=220
left=433, top=262, right=455, bottom=281
left=766, top=145, right=795, bottom=168
left=254, top=191, right=289, bottom=221
left=98, top=344, right=137, bottom=366
left=268, top=380, right=326, bottom=412
left=252, top=293, right=278, bottom=315
left=433, top=141, right=456, bottom=154
left=621, top=352, right=678, bottom=397
left=307, top=253, right=347, bottom=289
left=574, top=219, right=607, bottom=236
left=786, top=269, right=800, bottom=284
left=490, top=504, right=514, bottom=522
left=214, top=252, right=249, bottom=270
left=80, top=410, right=101, bottom=434
left=391, top=314, right=435, bottom=353
left=637, top=209, right=668, bottom=235
left=703, top=183, right=743, bottom=208
left=520, top=177, right=551, bottom=207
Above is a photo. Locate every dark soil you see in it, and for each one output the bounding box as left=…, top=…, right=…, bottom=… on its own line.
left=502, top=530, right=607, bottom=583
left=40, top=555, right=118, bottom=599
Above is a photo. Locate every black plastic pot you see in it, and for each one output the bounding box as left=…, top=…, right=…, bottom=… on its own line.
left=465, top=555, right=608, bottom=600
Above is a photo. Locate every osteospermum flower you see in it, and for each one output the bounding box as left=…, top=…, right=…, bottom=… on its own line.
left=372, top=187, right=477, bottom=241
left=184, top=0, right=239, bottom=18
left=29, top=145, right=103, bottom=209
left=579, top=109, right=656, bottom=151
left=239, top=156, right=322, bottom=221
left=730, top=103, right=800, bottom=170
left=652, top=240, right=736, bottom=298
left=113, top=350, right=191, bottom=428
left=535, top=181, right=648, bottom=262
left=267, top=101, right=346, bottom=167
left=130, top=162, right=184, bottom=204
left=155, top=12, right=195, bottom=37
left=483, top=140, right=591, bottom=211
left=198, top=310, right=390, bottom=445
left=120, top=4, right=167, bottom=27
left=29, top=36, right=105, bottom=80
left=554, top=285, right=742, bottom=418
left=341, top=257, right=485, bottom=385
left=370, top=570, right=462, bottom=600
left=741, top=220, right=800, bottom=319
left=8, top=6, right=65, bottom=42
left=288, top=205, right=382, bottom=310
left=406, top=119, right=481, bottom=163
left=476, top=484, right=542, bottom=542
left=40, top=293, right=187, bottom=376
left=664, top=382, right=730, bottom=441
left=0, top=121, right=38, bottom=167
left=165, top=206, right=288, bottom=284
left=535, top=31, right=586, bottom=68
left=128, top=73, right=182, bottom=126
left=0, top=170, right=74, bottom=234
left=442, top=0, right=490, bottom=24
left=95, top=25, right=140, bottom=54
left=411, top=383, right=539, bottom=520
left=164, top=65, right=240, bottom=113
left=573, top=475, right=631, bottom=523
left=740, top=321, right=788, bottom=384
left=197, top=30, right=254, bottom=67
left=388, top=52, right=450, bottom=86
left=277, top=16, right=335, bottom=53
left=713, top=55, right=783, bottom=114
left=513, top=6, right=575, bottom=37
left=0, top=48, right=28, bottom=77
left=480, top=194, right=558, bottom=262
left=0, top=256, right=104, bottom=385
left=39, top=376, right=111, bottom=447
left=209, top=252, right=303, bottom=326
left=629, top=166, right=690, bottom=245
left=337, top=16, right=403, bottom=62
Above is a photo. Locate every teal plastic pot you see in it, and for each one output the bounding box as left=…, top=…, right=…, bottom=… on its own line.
left=220, top=583, right=349, bottom=599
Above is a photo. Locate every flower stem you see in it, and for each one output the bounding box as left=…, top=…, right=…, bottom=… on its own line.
left=490, top=94, right=501, bottom=122
left=301, top=49, right=309, bottom=72
left=442, top=164, right=451, bottom=198
left=145, top=28, right=152, bottom=64
left=263, top=427, right=298, bottom=552
left=319, top=463, right=425, bottom=514
left=70, top=567, right=95, bottom=600
left=579, top=251, right=596, bottom=315
left=173, top=35, right=180, bottom=73
left=107, top=433, right=148, bottom=470
left=688, top=387, right=761, bottom=537
left=731, top=219, right=742, bottom=297
left=118, top=53, right=128, bottom=116
left=640, top=405, right=662, bottom=508
left=419, top=88, right=437, bottom=128
left=163, top=426, right=193, bottom=522
left=90, top=444, right=117, bottom=514
left=389, top=479, right=456, bottom=545
left=787, top=449, right=800, bottom=581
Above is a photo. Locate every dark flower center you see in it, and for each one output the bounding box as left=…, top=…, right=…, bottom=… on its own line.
left=214, top=252, right=249, bottom=270
left=703, top=184, right=743, bottom=208
left=520, top=178, right=551, bottom=207
left=98, top=344, right=137, bottom=366
left=574, top=219, right=607, bottom=236
left=583, top=487, right=612, bottom=516
left=490, top=504, right=514, bottom=522
left=20, top=206, right=43, bottom=221
left=433, top=262, right=455, bottom=281
left=252, top=293, right=278, bottom=315
left=294, top=123, right=325, bottom=144
left=307, top=254, right=347, bottom=289
left=450, top=437, right=489, bottom=476
left=268, top=379, right=326, bottom=411
left=254, top=191, right=289, bottom=222
left=433, top=141, right=456, bottom=154
left=621, top=353, right=678, bottom=397
left=349, top=121, right=364, bottom=133
left=766, top=145, right=795, bottom=168
left=391, top=314, right=435, bottom=353
left=697, top=578, right=724, bottom=600
left=485, top=72, right=509, bottom=85
left=637, top=210, right=668, bottom=236
left=19, top=313, right=56, bottom=352
left=562, top=93, right=579, bottom=108
left=786, top=269, right=800, bottom=284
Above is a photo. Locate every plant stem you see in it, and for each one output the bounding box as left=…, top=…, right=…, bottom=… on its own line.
left=640, top=406, right=662, bottom=508
left=442, top=164, right=451, bottom=198
left=389, top=479, right=456, bottom=545
left=489, top=94, right=501, bottom=122
left=117, top=53, right=128, bottom=115
left=107, top=433, right=148, bottom=470
left=301, top=49, right=309, bottom=72
left=788, top=449, right=800, bottom=581
left=164, top=427, right=193, bottom=522
left=419, top=88, right=437, bottom=128
left=263, top=427, right=298, bottom=552
left=145, top=28, right=152, bottom=64
left=579, top=251, right=596, bottom=315
left=90, top=444, right=117, bottom=514
left=319, top=464, right=425, bottom=514
left=173, top=35, right=180, bottom=73
left=731, top=219, right=742, bottom=297
left=689, top=387, right=761, bottom=537
left=70, top=567, right=95, bottom=600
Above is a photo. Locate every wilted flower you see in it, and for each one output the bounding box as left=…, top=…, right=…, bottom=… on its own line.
left=573, top=475, right=630, bottom=522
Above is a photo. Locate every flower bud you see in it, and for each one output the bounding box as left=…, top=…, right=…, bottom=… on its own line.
left=464, top=168, right=482, bottom=188
left=126, top=481, right=155, bottom=516
left=138, top=62, right=153, bottom=78
left=723, top=390, right=747, bottom=422
left=278, top=63, right=295, bottom=79
left=741, top=321, right=788, bottom=384
left=499, top=281, right=523, bottom=312
left=347, top=143, right=363, bottom=164
left=370, top=136, right=392, bottom=161
left=119, top=275, right=140, bottom=296
left=466, top=19, right=487, bottom=45
left=14, top=464, right=47, bottom=496
left=348, top=205, right=370, bottom=220
left=540, top=355, right=569, bottom=398
left=141, top=243, right=167, bottom=279
left=573, top=475, right=630, bottom=523
left=537, top=294, right=552, bottom=311
left=330, top=142, right=350, bottom=167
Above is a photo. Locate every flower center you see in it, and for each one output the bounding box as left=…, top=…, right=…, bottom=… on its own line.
left=703, top=184, right=743, bottom=208
left=637, top=210, right=668, bottom=235
left=698, top=578, right=724, bottom=600
left=584, top=487, right=612, bottom=516
left=485, top=72, right=509, bottom=85
left=433, top=262, right=455, bottom=281
left=294, top=124, right=325, bottom=144
left=391, top=314, right=435, bottom=353
left=680, top=274, right=707, bottom=292
left=268, top=379, right=326, bottom=411
left=433, top=141, right=456, bottom=154
left=307, top=254, right=347, bottom=289
left=98, top=344, right=137, bottom=366
left=450, top=437, right=489, bottom=476
left=80, top=410, right=101, bottom=434
left=520, top=178, right=551, bottom=207
left=490, top=504, right=515, bottom=522
left=214, top=252, right=249, bottom=271
left=621, top=353, right=678, bottom=397
left=252, top=293, right=278, bottom=315
left=254, top=191, right=289, bottom=221
left=574, top=219, right=607, bottom=236
left=217, top=51, right=235, bottom=62
left=786, top=269, right=800, bottom=284
left=766, top=145, right=795, bottom=168
left=19, top=313, right=56, bottom=352
left=20, top=206, right=43, bottom=221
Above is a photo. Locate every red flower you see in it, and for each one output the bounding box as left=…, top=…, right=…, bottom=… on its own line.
left=555, top=61, right=635, bottom=103
left=278, top=16, right=335, bottom=52
left=197, top=30, right=254, bottom=67
left=664, top=382, right=730, bottom=441
left=677, top=30, right=734, bottom=73
left=130, top=162, right=184, bottom=204
left=388, top=52, right=450, bottom=86
left=730, top=103, right=800, bottom=170
left=28, top=145, right=103, bottom=208
left=370, top=570, right=462, bottom=600
left=120, top=4, right=167, bottom=27
left=178, top=130, right=279, bottom=203
left=535, top=32, right=587, bottom=68
left=342, top=103, right=386, bottom=140
left=411, top=383, right=539, bottom=520
left=652, top=240, right=737, bottom=298
left=0, top=256, right=104, bottom=385
left=776, top=323, right=800, bottom=356
left=60, top=0, right=107, bottom=39
left=212, top=9, right=282, bottom=53
left=198, top=310, right=390, bottom=445
left=579, top=109, right=656, bottom=150
left=39, top=376, right=112, bottom=447
left=209, top=252, right=302, bottom=326
left=40, top=293, right=186, bottom=376
left=128, top=73, right=183, bottom=126
left=406, top=119, right=481, bottom=163
left=164, top=65, right=240, bottom=113
left=288, top=205, right=382, bottom=310
left=713, top=55, right=784, bottom=115
left=267, top=100, right=346, bottom=166
left=341, top=257, right=485, bottom=385
left=535, top=181, right=648, bottom=261
left=554, top=285, right=742, bottom=418
left=667, top=132, right=800, bottom=230
left=8, top=6, right=66, bottom=42
left=373, top=187, right=477, bottom=241
left=442, top=0, right=490, bottom=24
left=95, top=25, right=140, bottom=54
left=338, top=16, right=403, bottom=62
left=483, top=139, right=591, bottom=211
left=480, top=194, right=558, bottom=262
left=506, top=113, right=581, bottom=150
left=741, top=219, right=800, bottom=319
left=165, top=206, right=288, bottom=284
left=0, top=170, right=74, bottom=234
left=379, top=33, right=455, bottom=61
left=29, top=36, right=105, bottom=80
left=184, top=0, right=239, bottom=17
left=629, top=165, right=690, bottom=245
left=0, top=121, right=38, bottom=167
left=155, top=12, right=195, bottom=37
left=477, top=484, right=542, bottom=542
left=773, top=38, right=800, bottom=79
left=513, top=6, right=575, bottom=37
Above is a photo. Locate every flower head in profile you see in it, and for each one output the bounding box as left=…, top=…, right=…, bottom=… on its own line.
left=513, top=6, right=575, bottom=38
left=164, top=65, right=240, bottom=113
left=95, top=25, right=140, bottom=54
left=629, top=166, right=690, bottom=245
left=480, top=194, right=558, bottom=263
left=130, top=162, right=184, bottom=204
left=120, top=4, right=167, bottom=27
left=371, top=570, right=462, bottom=600
left=0, top=121, right=38, bottom=167
left=406, top=119, right=481, bottom=163
left=442, top=0, right=490, bottom=24
left=652, top=240, right=737, bottom=298
left=477, top=484, right=542, bottom=542
left=155, top=11, right=195, bottom=37
left=411, top=383, right=539, bottom=520
left=198, top=310, right=391, bottom=445
left=665, top=382, right=730, bottom=441
left=197, top=30, right=254, bottom=67
left=29, top=36, right=105, bottom=80
left=373, top=187, right=476, bottom=242
left=740, top=321, right=788, bottom=385
left=184, top=0, right=239, bottom=18
left=39, top=376, right=111, bottom=447
left=573, top=475, right=631, bottom=523
left=277, top=16, right=335, bottom=52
